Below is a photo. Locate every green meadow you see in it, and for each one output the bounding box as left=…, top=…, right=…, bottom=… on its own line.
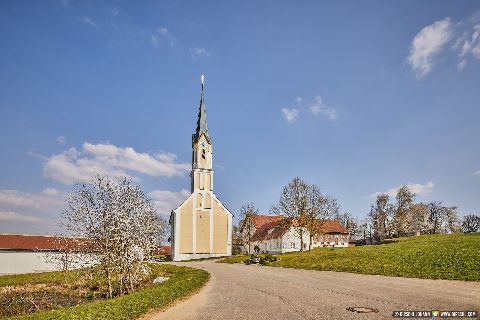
left=221, top=233, right=480, bottom=281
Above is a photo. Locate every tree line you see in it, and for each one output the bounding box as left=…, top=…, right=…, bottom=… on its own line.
left=236, top=178, right=480, bottom=251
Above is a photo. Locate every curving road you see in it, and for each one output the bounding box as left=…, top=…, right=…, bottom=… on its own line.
left=149, top=261, right=480, bottom=320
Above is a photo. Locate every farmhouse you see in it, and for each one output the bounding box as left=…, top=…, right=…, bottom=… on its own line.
left=242, top=215, right=350, bottom=254
left=0, top=233, right=89, bottom=274
left=169, top=76, right=233, bottom=261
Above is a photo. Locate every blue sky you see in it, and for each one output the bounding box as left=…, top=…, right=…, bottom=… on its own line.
left=1, top=0, right=479, bottom=234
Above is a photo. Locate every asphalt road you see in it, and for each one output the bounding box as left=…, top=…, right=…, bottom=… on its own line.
left=149, top=261, right=480, bottom=320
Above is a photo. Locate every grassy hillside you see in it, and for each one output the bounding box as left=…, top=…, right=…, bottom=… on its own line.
left=220, top=233, right=480, bottom=281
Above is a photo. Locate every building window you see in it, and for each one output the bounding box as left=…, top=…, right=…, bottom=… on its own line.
left=201, top=149, right=206, bottom=159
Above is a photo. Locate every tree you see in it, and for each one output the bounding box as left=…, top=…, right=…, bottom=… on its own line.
left=45, top=235, right=89, bottom=285
left=304, top=185, right=339, bottom=250
left=271, top=177, right=309, bottom=251
left=60, top=175, right=162, bottom=298
left=462, top=214, right=480, bottom=233
left=393, top=185, right=415, bottom=236
left=239, top=203, right=259, bottom=255
left=409, top=203, right=431, bottom=235
left=427, top=201, right=446, bottom=234
left=444, top=206, right=461, bottom=233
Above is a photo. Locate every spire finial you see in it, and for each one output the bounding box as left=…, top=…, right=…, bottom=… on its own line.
left=201, top=74, right=205, bottom=85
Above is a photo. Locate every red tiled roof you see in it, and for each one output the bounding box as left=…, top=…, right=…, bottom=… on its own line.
left=318, top=220, right=349, bottom=234
left=250, top=215, right=285, bottom=229
left=0, top=234, right=89, bottom=252
left=156, top=245, right=171, bottom=255
left=251, top=218, right=291, bottom=242
left=251, top=217, right=349, bottom=242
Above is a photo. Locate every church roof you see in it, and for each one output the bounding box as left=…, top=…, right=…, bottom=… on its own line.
left=193, top=75, right=211, bottom=144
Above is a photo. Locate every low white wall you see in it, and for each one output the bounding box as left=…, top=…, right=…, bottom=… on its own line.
left=0, top=252, right=95, bottom=274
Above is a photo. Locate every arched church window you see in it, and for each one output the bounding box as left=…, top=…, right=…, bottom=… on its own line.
left=205, top=193, right=212, bottom=209
left=201, top=149, right=206, bottom=159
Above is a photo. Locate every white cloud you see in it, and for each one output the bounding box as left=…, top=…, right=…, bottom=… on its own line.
left=372, top=181, right=435, bottom=198
left=473, top=170, right=480, bottom=176
left=281, top=108, right=299, bottom=123
left=296, top=96, right=303, bottom=104
left=42, top=142, right=190, bottom=185
left=57, top=136, right=66, bottom=145
left=151, top=27, right=176, bottom=48
left=309, top=96, right=338, bottom=120
left=457, top=59, right=467, bottom=70
left=0, top=189, right=63, bottom=211
left=216, top=164, right=226, bottom=171
left=407, top=18, right=452, bottom=77
left=457, top=27, right=480, bottom=64
left=149, top=189, right=190, bottom=216
left=0, top=211, right=43, bottom=223
left=189, top=47, right=211, bottom=59
left=78, top=16, right=101, bottom=29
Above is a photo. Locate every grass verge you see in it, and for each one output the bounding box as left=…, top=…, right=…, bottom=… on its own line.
left=219, top=233, right=480, bottom=281
left=2, top=264, right=209, bottom=320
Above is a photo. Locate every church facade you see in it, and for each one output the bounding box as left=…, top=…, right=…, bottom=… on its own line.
left=169, top=77, right=233, bottom=261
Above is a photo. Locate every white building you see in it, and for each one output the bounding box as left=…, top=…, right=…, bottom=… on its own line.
left=0, top=234, right=92, bottom=274
left=244, top=215, right=350, bottom=254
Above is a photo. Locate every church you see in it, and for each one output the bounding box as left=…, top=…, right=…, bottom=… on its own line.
left=169, top=76, right=233, bottom=261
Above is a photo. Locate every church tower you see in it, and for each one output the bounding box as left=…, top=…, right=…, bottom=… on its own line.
left=170, top=76, right=233, bottom=261
left=191, top=75, right=214, bottom=194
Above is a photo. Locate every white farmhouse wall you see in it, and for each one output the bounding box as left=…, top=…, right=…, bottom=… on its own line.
left=253, top=227, right=311, bottom=254
left=0, top=252, right=95, bottom=274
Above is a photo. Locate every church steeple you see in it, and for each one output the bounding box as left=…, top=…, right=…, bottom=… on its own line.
left=193, top=75, right=211, bottom=144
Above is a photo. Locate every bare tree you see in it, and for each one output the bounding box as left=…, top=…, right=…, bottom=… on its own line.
left=393, top=185, right=415, bottom=236
left=427, top=201, right=446, bottom=234
left=271, top=177, right=309, bottom=251
left=45, top=236, right=90, bottom=285
left=462, top=214, right=480, bottom=233
left=239, top=203, right=259, bottom=255
left=444, top=206, right=461, bottom=234
left=409, top=203, right=431, bottom=235
left=60, top=175, right=162, bottom=298
left=304, top=185, right=339, bottom=250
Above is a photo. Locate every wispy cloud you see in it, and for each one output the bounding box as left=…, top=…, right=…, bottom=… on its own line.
left=0, top=211, right=43, bottom=223
left=56, top=136, right=66, bottom=145
left=407, top=14, right=480, bottom=77
left=372, top=181, right=435, bottom=198
left=0, top=188, right=63, bottom=229
left=309, top=96, right=338, bottom=120
left=0, top=189, right=63, bottom=211
left=407, top=18, right=452, bottom=77
left=149, top=189, right=190, bottom=217
left=189, top=47, right=211, bottom=59
left=40, top=142, right=190, bottom=185
left=77, top=16, right=101, bottom=29
left=151, top=27, right=177, bottom=48
left=473, top=169, right=480, bottom=176
left=281, top=108, right=299, bottom=123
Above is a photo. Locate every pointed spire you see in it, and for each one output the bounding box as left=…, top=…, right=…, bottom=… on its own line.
left=194, top=74, right=211, bottom=143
